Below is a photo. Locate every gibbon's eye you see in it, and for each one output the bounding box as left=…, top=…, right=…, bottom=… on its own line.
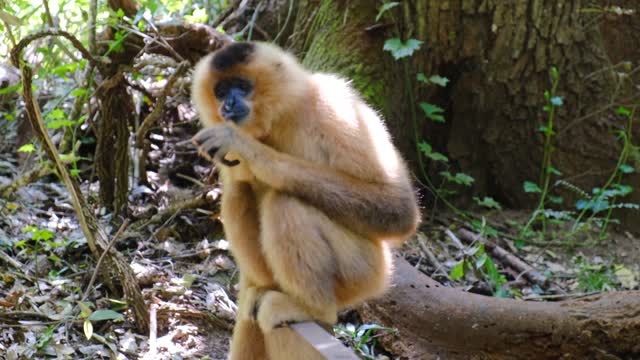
left=214, top=81, right=230, bottom=99
left=232, top=78, right=253, bottom=94
left=214, top=77, right=253, bottom=100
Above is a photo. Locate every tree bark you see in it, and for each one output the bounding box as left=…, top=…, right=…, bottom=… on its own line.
left=360, top=256, right=640, bottom=359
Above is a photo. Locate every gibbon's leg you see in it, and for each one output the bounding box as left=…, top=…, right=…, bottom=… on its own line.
left=263, top=326, right=326, bottom=360
left=221, top=179, right=275, bottom=287
left=256, top=190, right=387, bottom=360
left=258, top=190, right=339, bottom=328
left=222, top=180, right=277, bottom=359
left=229, top=280, right=267, bottom=360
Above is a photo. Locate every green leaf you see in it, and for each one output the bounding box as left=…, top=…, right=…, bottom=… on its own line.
left=450, top=261, right=465, bottom=280
left=47, top=109, right=66, bottom=120
left=71, top=88, right=89, bottom=97
left=427, top=151, right=449, bottom=162
left=32, top=229, right=54, bottom=241
left=524, top=181, right=542, bottom=193
left=84, top=319, right=93, bottom=340
left=538, top=126, right=555, bottom=135
left=619, top=164, right=635, bottom=174
left=551, top=67, right=559, bottom=80
left=548, top=195, right=564, bottom=204
left=440, top=171, right=474, bottom=186
left=418, top=142, right=449, bottom=162
left=454, top=173, right=475, bottom=186
left=416, top=73, right=428, bottom=83
left=547, top=166, right=562, bottom=176
left=475, top=253, right=488, bottom=269
left=550, top=96, right=563, bottom=107
left=419, top=103, right=445, bottom=122
left=473, top=196, right=502, bottom=210
left=616, top=106, right=631, bottom=117
left=375, top=2, right=399, bottom=21
left=87, top=309, right=124, bottom=322
left=18, top=144, right=35, bottom=153
left=0, top=83, right=20, bottom=95
left=47, top=119, right=75, bottom=129
left=383, top=38, right=423, bottom=60
left=428, top=75, right=449, bottom=87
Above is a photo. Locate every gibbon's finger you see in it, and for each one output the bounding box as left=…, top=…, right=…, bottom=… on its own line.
left=191, top=127, right=214, bottom=146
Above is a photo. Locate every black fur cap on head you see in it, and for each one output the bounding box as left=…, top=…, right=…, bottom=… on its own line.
left=212, top=42, right=255, bottom=71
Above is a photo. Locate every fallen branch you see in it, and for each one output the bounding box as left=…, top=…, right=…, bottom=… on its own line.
left=360, top=256, right=640, bottom=358
left=0, top=165, right=51, bottom=198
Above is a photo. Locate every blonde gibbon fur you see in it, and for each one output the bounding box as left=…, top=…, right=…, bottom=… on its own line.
left=191, top=41, right=420, bottom=360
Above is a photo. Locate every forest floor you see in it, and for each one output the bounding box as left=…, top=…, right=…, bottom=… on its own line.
left=1, top=117, right=638, bottom=360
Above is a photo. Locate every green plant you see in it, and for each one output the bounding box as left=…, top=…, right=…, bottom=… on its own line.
left=377, top=2, right=475, bottom=219
left=575, top=257, right=617, bottom=292
left=334, top=323, right=396, bottom=359
left=449, top=242, right=508, bottom=298
left=571, top=106, right=638, bottom=237
left=518, top=67, right=563, bottom=245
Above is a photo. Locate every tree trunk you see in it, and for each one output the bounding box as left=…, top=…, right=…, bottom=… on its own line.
left=360, top=256, right=640, bottom=359
left=221, top=0, right=640, bottom=231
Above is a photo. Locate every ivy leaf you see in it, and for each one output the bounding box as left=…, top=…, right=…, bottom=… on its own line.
left=419, top=103, right=445, bottom=122
left=428, top=75, right=449, bottom=87
left=375, top=2, right=399, bottom=22
left=383, top=38, right=423, bottom=60
left=524, top=181, right=542, bottom=193
left=418, top=142, right=449, bottom=162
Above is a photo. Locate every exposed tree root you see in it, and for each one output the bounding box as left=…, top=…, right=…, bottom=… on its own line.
left=360, top=256, right=640, bottom=359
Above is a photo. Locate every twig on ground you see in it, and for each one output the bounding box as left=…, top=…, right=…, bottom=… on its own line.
left=458, top=228, right=550, bottom=288
left=444, top=229, right=464, bottom=249
left=0, top=249, right=24, bottom=269
left=81, top=220, right=130, bottom=302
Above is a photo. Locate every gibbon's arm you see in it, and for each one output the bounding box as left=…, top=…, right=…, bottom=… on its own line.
left=193, top=124, right=419, bottom=240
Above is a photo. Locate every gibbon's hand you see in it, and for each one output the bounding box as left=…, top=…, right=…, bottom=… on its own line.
left=192, top=123, right=241, bottom=167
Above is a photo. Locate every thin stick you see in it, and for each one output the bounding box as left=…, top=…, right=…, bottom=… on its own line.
left=80, top=220, right=130, bottom=302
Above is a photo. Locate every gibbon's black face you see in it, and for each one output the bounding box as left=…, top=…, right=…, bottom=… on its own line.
left=214, top=77, right=254, bottom=124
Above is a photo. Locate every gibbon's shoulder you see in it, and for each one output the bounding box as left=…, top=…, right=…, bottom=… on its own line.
left=309, top=73, right=382, bottom=128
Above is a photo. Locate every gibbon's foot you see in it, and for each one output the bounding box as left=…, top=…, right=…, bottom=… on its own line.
left=255, top=290, right=335, bottom=333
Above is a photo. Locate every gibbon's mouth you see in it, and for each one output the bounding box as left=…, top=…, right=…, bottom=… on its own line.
left=222, top=110, right=250, bottom=124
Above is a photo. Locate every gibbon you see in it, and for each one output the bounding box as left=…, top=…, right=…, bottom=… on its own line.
left=191, top=41, right=419, bottom=360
